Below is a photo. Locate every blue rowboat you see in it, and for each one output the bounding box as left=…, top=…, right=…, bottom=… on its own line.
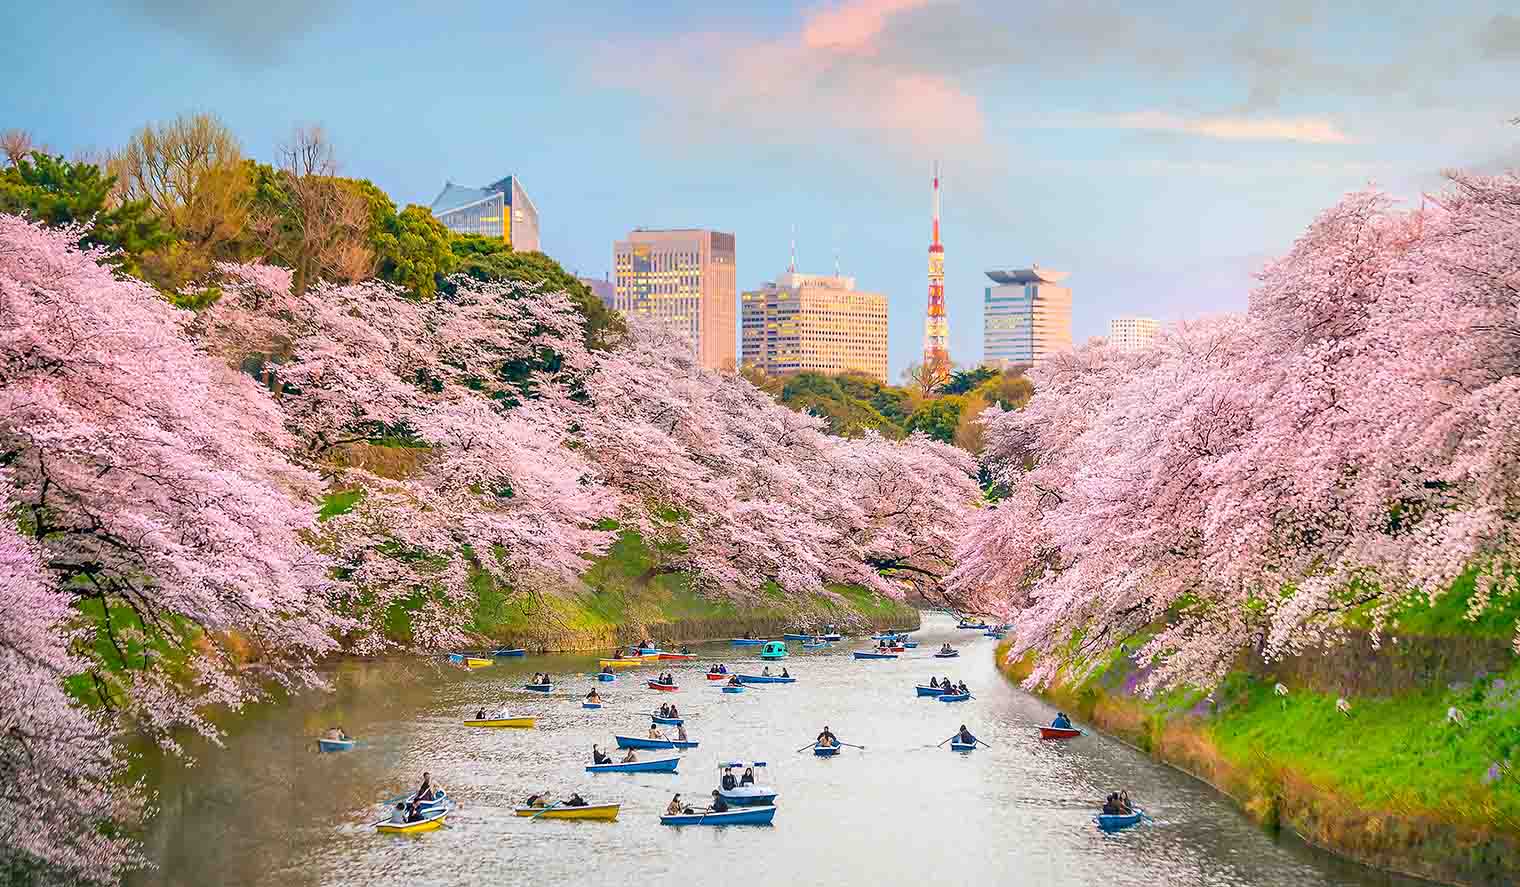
left=853, top=651, right=897, bottom=660
left=524, top=683, right=553, bottom=693
left=813, top=743, right=840, bottom=756
left=933, top=650, right=960, bottom=658
left=651, top=715, right=683, bottom=726
left=638, top=647, right=659, bottom=655
left=901, top=641, right=918, bottom=648
left=957, top=622, right=989, bottom=630
left=870, top=633, right=899, bottom=641
left=950, top=741, right=976, bottom=752
left=736, top=674, right=795, bottom=684
left=758, top=641, right=788, bottom=660
left=782, top=633, right=814, bottom=641
left=493, top=648, right=526, bottom=657
left=317, top=737, right=356, bottom=752
left=615, top=735, right=698, bottom=749
left=822, top=633, right=842, bottom=641
left=938, top=692, right=971, bottom=703
left=915, top=684, right=947, bottom=697
left=1095, top=808, right=1145, bottom=832
left=660, top=806, right=776, bottom=826
left=447, top=653, right=465, bottom=664
left=596, top=672, right=616, bottom=682
left=583, top=701, right=602, bottom=709
left=721, top=685, right=745, bottom=693
left=586, top=756, right=680, bottom=774
left=730, top=638, right=765, bottom=646
left=802, top=640, right=828, bottom=648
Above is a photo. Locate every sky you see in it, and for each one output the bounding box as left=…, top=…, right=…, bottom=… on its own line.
left=3, top=0, right=1518, bottom=379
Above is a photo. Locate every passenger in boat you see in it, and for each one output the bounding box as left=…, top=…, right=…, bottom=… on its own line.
left=592, top=744, right=611, bottom=765
left=816, top=726, right=838, bottom=747
left=762, top=666, right=772, bottom=676
left=1118, top=791, right=1133, bottom=814
left=601, top=665, right=614, bottom=675
left=957, top=725, right=976, bottom=745
left=621, top=749, right=639, bottom=763
left=667, top=794, right=685, bottom=815
left=781, top=668, right=790, bottom=678
left=669, top=704, right=679, bottom=717
left=721, top=768, right=737, bottom=790
left=676, top=723, right=688, bottom=741
left=741, top=767, right=756, bottom=786
left=389, top=802, right=407, bottom=824
left=680, top=645, right=692, bottom=654
left=476, top=708, right=487, bottom=719
left=1102, top=793, right=1121, bottom=815
left=942, top=675, right=954, bottom=689
left=566, top=793, right=588, bottom=807
left=525, top=792, right=552, bottom=808
left=957, top=681, right=969, bottom=695
left=405, top=800, right=426, bottom=822
left=1052, top=712, right=1073, bottom=730
left=709, top=790, right=729, bottom=813
left=649, top=723, right=663, bottom=739
left=929, top=677, right=940, bottom=689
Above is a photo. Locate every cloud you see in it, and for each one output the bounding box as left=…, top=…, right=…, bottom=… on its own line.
left=802, top=0, right=935, bottom=51
left=1102, top=111, right=1352, bottom=144
left=1476, top=14, right=1520, bottom=59
left=113, top=0, right=349, bottom=64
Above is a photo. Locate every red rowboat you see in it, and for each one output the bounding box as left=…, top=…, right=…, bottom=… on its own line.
left=647, top=681, right=679, bottom=692
left=1040, top=727, right=1082, bottom=740
left=705, top=673, right=726, bottom=681
left=657, top=652, right=698, bottom=660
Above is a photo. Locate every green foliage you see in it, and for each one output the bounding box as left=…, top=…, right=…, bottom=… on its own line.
left=768, top=372, right=911, bottom=438
left=942, top=366, right=999, bottom=395
left=447, top=235, right=625, bottom=349
left=905, top=395, right=965, bottom=443
left=318, top=488, right=364, bottom=522
left=374, top=205, right=455, bottom=299
left=0, top=152, right=172, bottom=278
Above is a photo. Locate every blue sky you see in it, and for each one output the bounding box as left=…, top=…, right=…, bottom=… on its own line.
left=3, top=0, right=1517, bottom=378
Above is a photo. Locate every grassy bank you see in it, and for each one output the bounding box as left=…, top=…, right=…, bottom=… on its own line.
left=996, top=615, right=1520, bottom=885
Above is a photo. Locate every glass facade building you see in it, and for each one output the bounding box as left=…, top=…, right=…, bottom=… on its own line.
left=428, top=176, right=540, bottom=252
left=741, top=272, right=889, bottom=383
left=613, top=229, right=737, bottom=371
left=983, top=267, right=1073, bottom=367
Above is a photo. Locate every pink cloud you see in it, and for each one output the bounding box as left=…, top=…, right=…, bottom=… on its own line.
left=802, top=0, right=936, bottom=52
left=1105, top=110, right=1352, bottom=144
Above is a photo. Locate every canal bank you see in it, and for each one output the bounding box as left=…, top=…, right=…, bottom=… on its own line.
left=996, top=637, right=1520, bottom=886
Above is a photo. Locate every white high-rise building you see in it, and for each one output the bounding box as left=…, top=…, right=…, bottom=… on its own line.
left=983, top=267, right=1073, bottom=368
left=1108, top=316, right=1159, bottom=352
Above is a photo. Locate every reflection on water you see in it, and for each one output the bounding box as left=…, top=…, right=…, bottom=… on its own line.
left=132, top=614, right=1425, bottom=887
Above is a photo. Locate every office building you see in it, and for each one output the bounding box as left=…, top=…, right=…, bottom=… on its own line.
left=983, top=267, right=1073, bottom=367
left=578, top=276, right=616, bottom=311
left=613, top=229, right=736, bottom=371
left=741, top=272, right=889, bottom=383
left=429, top=175, right=540, bottom=252
left=1108, top=316, right=1159, bottom=352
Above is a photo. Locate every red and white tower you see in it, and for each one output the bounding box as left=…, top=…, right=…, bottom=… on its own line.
left=923, top=162, right=950, bottom=379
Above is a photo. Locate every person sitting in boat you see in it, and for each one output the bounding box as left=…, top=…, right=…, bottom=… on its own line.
left=942, top=643, right=953, bottom=654
left=727, top=675, right=742, bottom=687
left=721, top=768, right=737, bottom=790
left=668, top=703, right=679, bottom=717
left=586, top=689, right=600, bottom=702
left=412, top=771, right=436, bottom=803
left=620, top=748, right=639, bottom=763
left=1052, top=712, right=1073, bottom=730
left=1118, top=791, right=1133, bottom=814
left=762, top=666, right=772, bottom=676
left=642, top=638, right=654, bottom=650
left=816, top=726, right=838, bottom=747
left=476, top=708, right=487, bottom=719
left=592, top=745, right=611, bottom=765
left=667, top=794, right=685, bottom=815
left=942, top=675, right=954, bottom=689
left=566, top=793, right=588, bottom=807
left=525, top=792, right=552, bottom=808
left=680, top=645, right=692, bottom=654
left=389, top=802, right=407, bottom=824
left=957, top=725, right=976, bottom=745
left=649, top=723, right=663, bottom=739
left=708, top=790, right=729, bottom=813
left=957, top=681, right=969, bottom=695
left=1102, top=793, right=1121, bottom=815
left=929, top=677, right=940, bottom=689
left=741, top=767, right=756, bottom=786
left=600, top=664, right=614, bottom=675
left=781, top=668, right=790, bottom=678
left=611, top=648, right=625, bottom=660
left=405, top=800, right=426, bottom=822
left=676, top=723, right=688, bottom=741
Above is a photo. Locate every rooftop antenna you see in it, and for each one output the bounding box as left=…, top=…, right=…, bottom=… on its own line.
left=789, top=223, right=797, bottom=274
left=834, top=245, right=841, bottom=277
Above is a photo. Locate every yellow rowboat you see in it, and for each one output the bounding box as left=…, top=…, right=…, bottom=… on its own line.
left=463, top=717, right=535, bottom=728
left=374, top=811, right=447, bottom=833
left=598, top=659, right=643, bottom=668
left=465, top=658, right=493, bottom=668
left=513, top=803, right=620, bottom=821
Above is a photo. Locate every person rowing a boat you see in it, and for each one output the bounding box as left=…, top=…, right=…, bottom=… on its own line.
left=929, top=677, right=940, bottom=689
left=525, top=792, right=553, bottom=808
left=956, top=725, right=976, bottom=745
left=1052, top=712, right=1073, bottom=730
left=412, top=771, right=437, bottom=803
left=816, top=726, right=838, bottom=748
left=586, top=688, right=601, bottom=702
left=727, top=675, right=742, bottom=687
left=621, top=748, right=639, bottom=763
left=648, top=723, right=663, bottom=739
left=592, top=744, right=611, bottom=765
left=708, top=790, right=730, bottom=813
left=957, top=681, right=969, bottom=695
left=600, top=664, right=614, bottom=675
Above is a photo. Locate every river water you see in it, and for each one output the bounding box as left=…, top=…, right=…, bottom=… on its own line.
left=131, top=611, right=1423, bottom=887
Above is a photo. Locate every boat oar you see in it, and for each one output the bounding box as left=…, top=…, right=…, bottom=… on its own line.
left=795, top=741, right=816, bottom=753
left=975, top=738, right=994, bottom=748
left=937, top=736, right=955, bottom=748
left=530, top=801, right=562, bottom=821
left=838, top=741, right=866, bottom=750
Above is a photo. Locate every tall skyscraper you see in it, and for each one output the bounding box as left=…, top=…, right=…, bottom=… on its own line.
left=1108, top=316, right=1159, bottom=352
left=613, top=229, right=737, bottom=371
left=923, top=163, right=949, bottom=377
left=429, top=176, right=540, bottom=252
left=741, top=271, right=888, bottom=383
left=983, top=267, right=1073, bottom=367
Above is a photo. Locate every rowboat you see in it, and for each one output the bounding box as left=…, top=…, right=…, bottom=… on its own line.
left=938, top=692, right=971, bottom=703
left=317, top=737, right=356, bottom=752
left=598, top=659, right=642, bottom=669
left=957, top=622, right=989, bottom=630
left=721, top=685, right=745, bottom=693
left=802, top=640, right=828, bottom=648
left=513, top=803, right=621, bottom=821
left=813, top=743, right=840, bottom=756
left=782, top=633, right=815, bottom=641
left=934, top=650, right=960, bottom=658
left=854, top=651, right=897, bottom=660
left=881, top=646, right=905, bottom=653
left=651, top=715, right=683, bottom=726
left=614, top=735, right=699, bottom=750
left=915, top=684, right=947, bottom=696
left=822, top=633, right=842, bottom=642
left=586, top=756, right=680, bottom=774
left=463, top=716, right=535, bottom=728
left=705, top=672, right=728, bottom=681
left=583, top=701, right=602, bottom=709
left=596, top=672, right=617, bottom=682
left=1095, top=808, right=1145, bottom=832
left=493, top=648, right=527, bottom=657
left=730, top=638, right=766, bottom=646
left=660, top=806, right=776, bottom=826
left=736, top=674, right=795, bottom=684
left=1040, top=726, right=1083, bottom=740
left=637, top=647, right=659, bottom=655
left=950, top=740, right=976, bottom=751
left=717, top=762, right=777, bottom=806
left=656, top=652, right=697, bottom=660
left=374, top=810, right=447, bottom=834
left=524, top=683, right=553, bottom=693
left=465, top=657, right=493, bottom=668
left=901, top=642, right=918, bottom=648
left=870, top=633, right=900, bottom=641
left=646, top=681, right=678, bottom=692
left=447, top=653, right=465, bottom=664
left=758, top=641, right=788, bottom=660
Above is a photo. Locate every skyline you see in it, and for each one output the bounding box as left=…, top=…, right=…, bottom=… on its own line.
left=3, top=0, right=1517, bottom=378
